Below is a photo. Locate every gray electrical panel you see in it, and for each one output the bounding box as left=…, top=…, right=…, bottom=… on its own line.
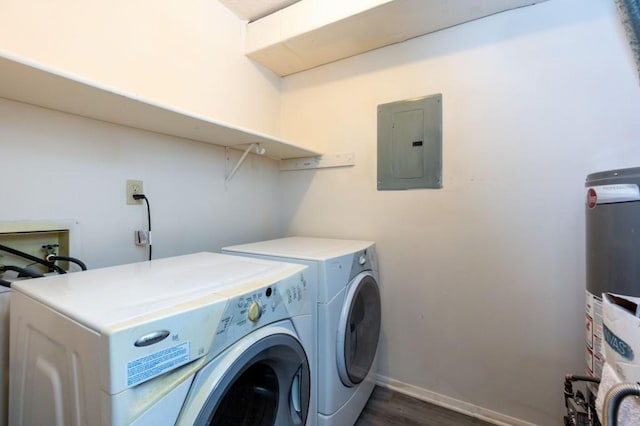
left=377, top=94, right=442, bottom=190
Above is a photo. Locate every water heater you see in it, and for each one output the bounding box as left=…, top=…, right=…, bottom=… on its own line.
left=585, top=167, right=640, bottom=379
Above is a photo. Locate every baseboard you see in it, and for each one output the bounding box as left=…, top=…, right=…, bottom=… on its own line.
left=375, top=374, right=536, bottom=426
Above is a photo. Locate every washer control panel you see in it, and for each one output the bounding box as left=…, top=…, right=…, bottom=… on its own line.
left=210, top=270, right=309, bottom=355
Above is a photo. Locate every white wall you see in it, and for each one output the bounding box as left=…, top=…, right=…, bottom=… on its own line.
left=279, top=0, right=640, bottom=424
left=0, top=98, right=282, bottom=268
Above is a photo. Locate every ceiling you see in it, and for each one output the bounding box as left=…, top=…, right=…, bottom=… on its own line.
left=219, top=0, right=301, bottom=21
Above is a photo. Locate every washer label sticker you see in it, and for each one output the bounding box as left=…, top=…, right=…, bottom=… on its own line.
left=127, top=341, right=190, bottom=387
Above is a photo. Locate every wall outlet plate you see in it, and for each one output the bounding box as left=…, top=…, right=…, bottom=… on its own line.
left=127, top=180, right=144, bottom=205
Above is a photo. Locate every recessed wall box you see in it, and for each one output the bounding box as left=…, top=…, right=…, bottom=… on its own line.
left=377, top=94, right=442, bottom=190
left=0, top=221, right=77, bottom=271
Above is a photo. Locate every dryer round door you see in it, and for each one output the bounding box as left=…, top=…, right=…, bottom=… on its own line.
left=336, top=271, right=381, bottom=387
left=193, top=333, right=310, bottom=426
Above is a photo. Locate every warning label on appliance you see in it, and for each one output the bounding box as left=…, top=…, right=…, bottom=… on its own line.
left=127, top=342, right=190, bottom=387
left=585, top=291, right=604, bottom=377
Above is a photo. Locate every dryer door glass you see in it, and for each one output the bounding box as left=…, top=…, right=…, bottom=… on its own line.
left=194, top=333, right=310, bottom=426
left=337, top=272, right=381, bottom=386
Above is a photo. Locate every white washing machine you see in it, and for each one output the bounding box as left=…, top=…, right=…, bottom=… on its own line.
left=223, top=237, right=381, bottom=426
left=9, top=252, right=316, bottom=426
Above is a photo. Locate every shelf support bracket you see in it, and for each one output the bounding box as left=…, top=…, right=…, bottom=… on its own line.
left=225, top=143, right=265, bottom=186
left=279, top=152, right=355, bottom=171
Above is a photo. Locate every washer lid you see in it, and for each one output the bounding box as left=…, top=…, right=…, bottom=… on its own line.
left=12, top=252, right=305, bottom=332
left=224, top=237, right=374, bottom=261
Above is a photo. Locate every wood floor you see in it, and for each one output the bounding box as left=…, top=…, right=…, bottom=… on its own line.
left=354, top=386, right=495, bottom=426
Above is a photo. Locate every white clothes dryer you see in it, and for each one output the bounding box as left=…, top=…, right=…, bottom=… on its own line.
left=9, top=252, right=316, bottom=426
left=223, top=237, right=381, bottom=426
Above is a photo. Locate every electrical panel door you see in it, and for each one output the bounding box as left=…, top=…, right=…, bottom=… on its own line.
left=377, top=94, right=442, bottom=190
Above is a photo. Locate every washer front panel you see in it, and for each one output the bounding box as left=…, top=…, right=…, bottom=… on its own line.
left=177, top=324, right=310, bottom=426
left=196, top=334, right=310, bottom=426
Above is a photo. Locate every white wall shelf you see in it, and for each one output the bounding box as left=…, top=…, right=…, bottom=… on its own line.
left=246, top=0, right=542, bottom=76
left=0, top=51, right=320, bottom=160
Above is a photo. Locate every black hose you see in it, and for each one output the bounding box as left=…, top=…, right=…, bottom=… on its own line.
left=0, top=244, right=66, bottom=274
left=47, top=255, right=87, bottom=271
left=0, top=265, right=44, bottom=279
left=564, top=374, right=601, bottom=410
left=0, top=279, right=10, bottom=288
left=566, top=374, right=601, bottom=384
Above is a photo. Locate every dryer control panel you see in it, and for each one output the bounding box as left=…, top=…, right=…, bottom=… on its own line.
left=349, top=246, right=378, bottom=280
left=210, top=269, right=311, bottom=356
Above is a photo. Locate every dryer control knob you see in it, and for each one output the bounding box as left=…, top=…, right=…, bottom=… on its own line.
left=248, top=301, right=262, bottom=322
left=358, top=255, right=367, bottom=265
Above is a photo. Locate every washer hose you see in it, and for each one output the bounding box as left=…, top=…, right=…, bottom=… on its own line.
left=566, top=374, right=601, bottom=384
left=603, top=382, right=640, bottom=426
left=46, top=255, right=87, bottom=271
left=0, top=244, right=66, bottom=274
left=564, top=374, right=601, bottom=408
left=0, top=265, right=44, bottom=279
